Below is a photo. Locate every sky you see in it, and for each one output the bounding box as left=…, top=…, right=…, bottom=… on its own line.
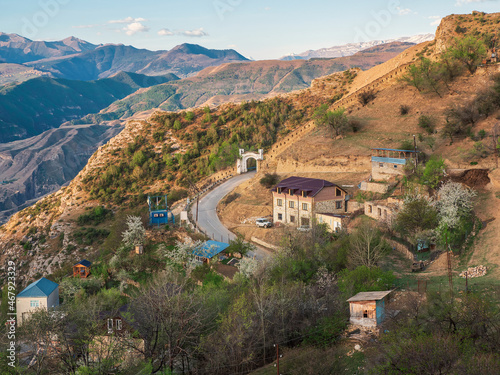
left=0, top=0, right=499, bottom=60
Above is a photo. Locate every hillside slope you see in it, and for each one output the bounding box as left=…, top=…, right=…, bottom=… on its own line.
left=88, top=41, right=414, bottom=121
left=0, top=72, right=178, bottom=143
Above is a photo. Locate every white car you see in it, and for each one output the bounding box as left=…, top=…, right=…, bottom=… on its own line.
left=256, top=218, right=272, bottom=228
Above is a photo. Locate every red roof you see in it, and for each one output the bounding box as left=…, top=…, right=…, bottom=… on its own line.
left=273, top=176, right=338, bottom=197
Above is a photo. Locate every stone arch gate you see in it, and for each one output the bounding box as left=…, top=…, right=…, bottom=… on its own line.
left=236, top=149, right=264, bottom=174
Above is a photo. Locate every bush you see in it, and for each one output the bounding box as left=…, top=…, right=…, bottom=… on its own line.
left=223, top=192, right=240, bottom=205
left=418, top=115, right=435, bottom=134
left=400, top=139, right=415, bottom=151
left=259, top=173, right=280, bottom=188
left=77, top=206, right=112, bottom=226
left=399, top=105, right=410, bottom=115
left=358, top=89, right=376, bottom=106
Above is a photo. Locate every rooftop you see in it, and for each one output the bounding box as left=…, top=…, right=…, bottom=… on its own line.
left=273, top=176, right=340, bottom=197
left=17, top=277, right=58, bottom=298
left=347, top=290, right=392, bottom=302
left=192, top=240, right=230, bottom=259
left=74, top=259, right=91, bottom=267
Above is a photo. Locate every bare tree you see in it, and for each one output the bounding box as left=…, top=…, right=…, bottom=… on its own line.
left=348, top=221, right=386, bottom=268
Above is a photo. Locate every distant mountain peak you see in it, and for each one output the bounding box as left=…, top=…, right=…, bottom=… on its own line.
left=280, top=33, right=435, bottom=60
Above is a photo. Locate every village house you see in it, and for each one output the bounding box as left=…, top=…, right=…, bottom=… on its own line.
left=347, top=290, right=393, bottom=328
left=272, top=176, right=349, bottom=228
left=315, top=213, right=348, bottom=232
left=371, top=148, right=418, bottom=181
left=364, top=198, right=402, bottom=226
left=16, top=277, right=59, bottom=326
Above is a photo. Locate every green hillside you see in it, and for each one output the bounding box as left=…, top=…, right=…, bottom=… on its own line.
left=0, top=72, right=178, bottom=143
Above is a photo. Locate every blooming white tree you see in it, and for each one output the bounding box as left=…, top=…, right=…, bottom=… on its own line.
left=437, top=181, right=476, bottom=229
left=122, top=215, right=146, bottom=247
left=236, top=256, right=258, bottom=278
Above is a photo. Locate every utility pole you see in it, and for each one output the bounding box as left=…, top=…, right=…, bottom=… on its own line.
left=187, top=179, right=201, bottom=226
left=446, top=233, right=453, bottom=297
left=465, top=271, right=469, bottom=294
left=413, top=134, right=418, bottom=168
left=274, top=344, right=281, bottom=375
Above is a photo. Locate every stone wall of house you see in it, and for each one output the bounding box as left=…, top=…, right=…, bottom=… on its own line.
left=273, top=194, right=313, bottom=227
left=364, top=201, right=397, bottom=225
left=372, top=161, right=405, bottom=181
left=315, top=199, right=347, bottom=214
left=359, top=181, right=392, bottom=194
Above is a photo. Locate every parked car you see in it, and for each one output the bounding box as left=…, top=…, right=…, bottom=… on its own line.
left=256, top=218, right=272, bottom=228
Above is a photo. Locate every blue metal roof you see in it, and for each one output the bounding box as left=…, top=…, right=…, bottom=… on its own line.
left=372, top=156, right=407, bottom=165
left=192, top=240, right=230, bottom=259
left=75, top=259, right=91, bottom=267
left=17, top=277, right=58, bottom=298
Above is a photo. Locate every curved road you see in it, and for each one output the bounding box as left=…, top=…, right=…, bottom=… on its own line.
left=191, top=171, right=269, bottom=259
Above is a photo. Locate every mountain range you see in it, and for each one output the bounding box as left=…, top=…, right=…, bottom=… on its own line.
left=0, top=33, right=249, bottom=81
left=280, top=34, right=434, bottom=60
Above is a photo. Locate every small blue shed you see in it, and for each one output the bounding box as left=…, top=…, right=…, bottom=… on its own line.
left=192, top=240, right=230, bottom=263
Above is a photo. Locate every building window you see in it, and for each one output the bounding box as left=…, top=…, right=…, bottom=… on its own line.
left=116, top=319, right=122, bottom=331
left=363, top=310, right=368, bottom=318
left=301, top=217, right=310, bottom=227
left=379, top=163, right=384, bottom=168
left=302, top=203, right=308, bottom=211
left=277, top=199, right=283, bottom=207
left=288, top=189, right=294, bottom=196
left=336, top=188, right=342, bottom=197
left=378, top=208, right=382, bottom=216
left=30, top=300, right=39, bottom=308
left=277, top=213, right=283, bottom=220
left=368, top=205, right=372, bottom=213
left=289, top=201, right=294, bottom=208
left=394, top=165, right=398, bottom=169
left=290, top=215, right=295, bottom=223
left=277, top=187, right=282, bottom=194
left=107, top=318, right=113, bottom=333
left=336, top=201, right=342, bottom=209
left=301, top=191, right=307, bottom=197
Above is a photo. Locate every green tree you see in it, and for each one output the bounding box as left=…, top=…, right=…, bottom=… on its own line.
left=394, top=194, right=439, bottom=241
left=421, top=157, right=446, bottom=188
left=317, top=107, right=351, bottom=137
left=449, top=35, right=487, bottom=74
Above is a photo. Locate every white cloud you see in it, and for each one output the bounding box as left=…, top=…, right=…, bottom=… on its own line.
left=158, top=28, right=175, bottom=36
left=123, top=22, right=150, bottom=36
left=429, top=16, right=443, bottom=26
left=73, top=24, right=99, bottom=29
left=181, top=28, right=209, bottom=37
left=108, top=17, right=146, bottom=24
left=157, top=27, right=209, bottom=38
left=396, top=7, right=414, bottom=16
left=455, top=0, right=498, bottom=5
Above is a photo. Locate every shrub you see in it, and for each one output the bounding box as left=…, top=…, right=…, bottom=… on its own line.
left=418, top=115, right=435, bottom=134
left=400, top=139, right=415, bottom=151
left=358, top=90, right=376, bottom=106
left=223, top=192, right=240, bottom=205
left=399, top=105, right=410, bottom=115
left=420, top=157, right=446, bottom=188
left=259, top=173, right=280, bottom=188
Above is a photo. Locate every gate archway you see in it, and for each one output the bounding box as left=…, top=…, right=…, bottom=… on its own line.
left=237, top=149, right=264, bottom=174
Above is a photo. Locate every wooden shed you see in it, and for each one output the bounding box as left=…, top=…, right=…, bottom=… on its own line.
left=347, top=290, right=392, bottom=328
left=73, top=259, right=91, bottom=278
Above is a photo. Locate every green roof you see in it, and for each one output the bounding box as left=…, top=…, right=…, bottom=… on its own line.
left=17, top=277, right=58, bottom=298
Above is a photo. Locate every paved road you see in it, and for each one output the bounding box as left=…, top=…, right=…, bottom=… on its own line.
left=191, top=171, right=270, bottom=259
